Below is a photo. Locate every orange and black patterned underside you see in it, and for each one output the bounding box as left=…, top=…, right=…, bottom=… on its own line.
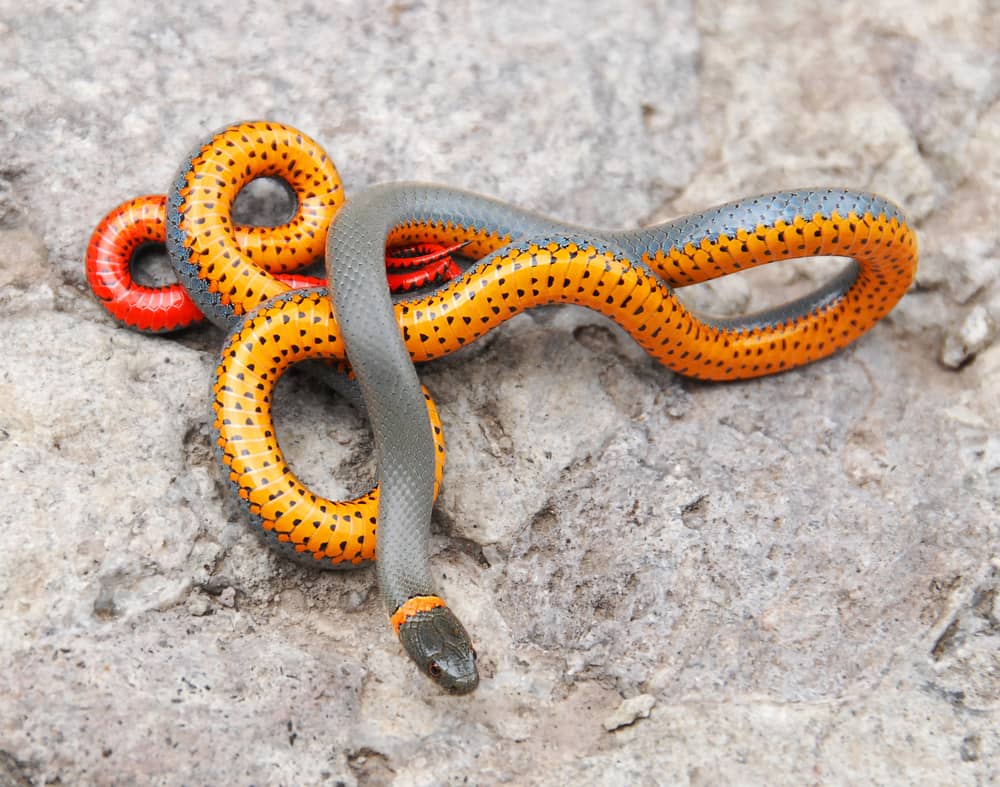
left=213, top=202, right=916, bottom=567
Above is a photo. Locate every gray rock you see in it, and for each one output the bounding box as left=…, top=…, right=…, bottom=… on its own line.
left=941, top=305, right=998, bottom=368
left=603, top=694, right=656, bottom=731
left=1, top=1, right=998, bottom=784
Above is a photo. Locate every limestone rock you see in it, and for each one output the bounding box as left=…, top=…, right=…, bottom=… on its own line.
left=1, top=1, right=997, bottom=784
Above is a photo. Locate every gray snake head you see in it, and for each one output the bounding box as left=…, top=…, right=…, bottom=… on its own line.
left=397, top=605, right=479, bottom=694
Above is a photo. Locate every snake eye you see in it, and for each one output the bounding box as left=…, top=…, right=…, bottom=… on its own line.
left=428, top=661, right=442, bottom=678
left=470, top=648, right=478, bottom=661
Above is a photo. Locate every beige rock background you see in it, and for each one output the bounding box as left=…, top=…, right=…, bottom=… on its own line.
left=1, top=1, right=998, bottom=784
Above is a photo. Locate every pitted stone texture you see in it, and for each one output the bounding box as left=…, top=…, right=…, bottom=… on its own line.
left=1, top=0, right=998, bottom=784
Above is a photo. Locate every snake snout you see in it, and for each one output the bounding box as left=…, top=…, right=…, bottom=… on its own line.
left=396, top=604, right=479, bottom=694
left=433, top=652, right=479, bottom=695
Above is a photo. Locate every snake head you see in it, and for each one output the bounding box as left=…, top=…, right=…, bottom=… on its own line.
left=395, top=601, right=479, bottom=694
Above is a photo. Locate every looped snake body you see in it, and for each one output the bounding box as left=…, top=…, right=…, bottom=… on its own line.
left=88, top=121, right=919, bottom=693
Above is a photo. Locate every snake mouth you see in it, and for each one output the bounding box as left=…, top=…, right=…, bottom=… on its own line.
left=435, top=660, right=479, bottom=695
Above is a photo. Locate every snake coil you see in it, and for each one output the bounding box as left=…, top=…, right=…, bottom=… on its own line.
left=87, top=121, right=918, bottom=694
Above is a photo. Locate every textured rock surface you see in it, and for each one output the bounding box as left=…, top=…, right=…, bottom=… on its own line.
left=1, top=1, right=998, bottom=784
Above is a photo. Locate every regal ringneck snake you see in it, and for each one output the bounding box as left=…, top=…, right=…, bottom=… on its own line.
left=88, top=121, right=918, bottom=694
left=86, top=198, right=464, bottom=332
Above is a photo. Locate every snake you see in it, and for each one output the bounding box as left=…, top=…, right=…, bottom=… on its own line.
left=92, top=120, right=918, bottom=694
left=86, top=191, right=463, bottom=332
